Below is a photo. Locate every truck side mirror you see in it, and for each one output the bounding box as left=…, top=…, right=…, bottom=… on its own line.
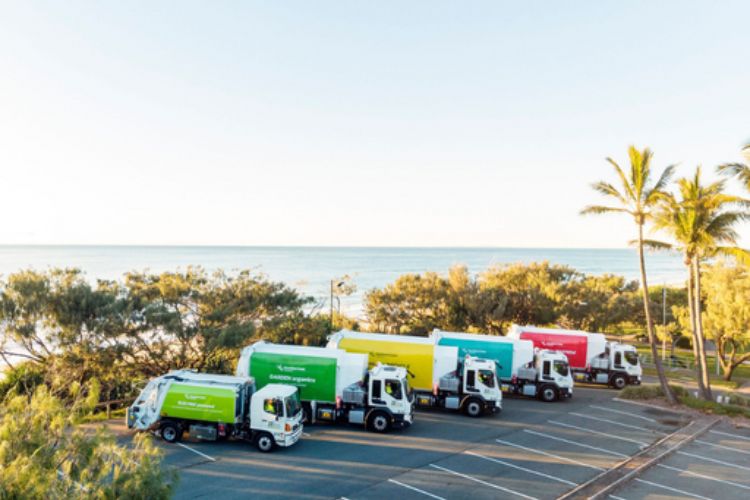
left=132, top=406, right=140, bottom=413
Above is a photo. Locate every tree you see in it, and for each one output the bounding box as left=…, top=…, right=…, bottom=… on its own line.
left=0, top=380, right=176, bottom=498
left=699, top=261, right=750, bottom=380
left=717, top=141, right=750, bottom=193
left=480, top=261, right=572, bottom=329
left=555, top=274, right=640, bottom=332
left=581, top=146, right=678, bottom=404
left=652, top=167, right=750, bottom=399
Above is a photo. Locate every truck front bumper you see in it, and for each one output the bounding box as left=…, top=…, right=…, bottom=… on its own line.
left=629, top=375, right=642, bottom=385
left=274, top=423, right=303, bottom=448
left=559, top=387, right=573, bottom=398
left=489, top=399, right=502, bottom=412
left=392, top=409, right=414, bottom=429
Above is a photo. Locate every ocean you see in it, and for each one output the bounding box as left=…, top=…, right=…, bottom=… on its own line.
left=0, top=245, right=686, bottom=317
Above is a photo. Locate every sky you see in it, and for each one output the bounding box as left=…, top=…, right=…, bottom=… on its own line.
left=1, top=1, right=749, bottom=248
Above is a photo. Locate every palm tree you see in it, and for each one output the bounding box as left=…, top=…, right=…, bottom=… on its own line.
left=581, top=146, right=677, bottom=404
left=717, top=141, right=750, bottom=193
left=652, top=167, right=750, bottom=400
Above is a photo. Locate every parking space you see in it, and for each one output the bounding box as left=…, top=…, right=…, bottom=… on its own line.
left=611, top=422, right=750, bottom=500
left=355, top=394, right=686, bottom=500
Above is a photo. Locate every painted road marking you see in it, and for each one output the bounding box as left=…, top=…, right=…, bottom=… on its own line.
left=548, top=420, right=649, bottom=446
left=428, top=464, right=538, bottom=500
left=176, top=442, right=216, bottom=462
left=695, top=439, right=750, bottom=455
left=657, top=463, right=750, bottom=491
left=589, top=404, right=658, bottom=423
left=568, top=412, right=665, bottom=434
left=608, top=496, right=628, bottom=500
left=678, top=451, right=750, bottom=472
left=495, top=438, right=605, bottom=471
left=634, top=478, right=712, bottom=500
left=387, top=479, right=446, bottom=500
left=710, top=429, right=750, bottom=442
left=523, top=429, right=629, bottom=458
left=465, top=450, right=578, bottom=486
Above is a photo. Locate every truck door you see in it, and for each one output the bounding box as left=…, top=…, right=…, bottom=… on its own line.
left=542, top=360, right=552, bottom=381
left=614, top=351, right=623, bottom=370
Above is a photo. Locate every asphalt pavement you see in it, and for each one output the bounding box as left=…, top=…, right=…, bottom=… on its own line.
left=134, top=386, right=750, bottom=500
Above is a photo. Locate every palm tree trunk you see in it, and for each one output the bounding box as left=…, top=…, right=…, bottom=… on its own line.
left=686, top=262, right=706, bottom=397
left=692, top=257, right=713, bottom=401
left=638, top=224, right=677, bottom=404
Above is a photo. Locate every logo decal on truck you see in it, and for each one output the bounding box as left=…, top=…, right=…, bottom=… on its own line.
left=277, top=364, right=306, bottom=373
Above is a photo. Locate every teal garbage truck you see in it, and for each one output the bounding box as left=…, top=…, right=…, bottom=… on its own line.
left=127, top=370, right=303, bottom=452
left=236, top=341, right=414, bottom=433
left=431, top=330, right=574, bottom=402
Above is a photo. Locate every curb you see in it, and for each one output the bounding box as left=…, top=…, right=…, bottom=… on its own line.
left=556, top=414, right=718, bottom=500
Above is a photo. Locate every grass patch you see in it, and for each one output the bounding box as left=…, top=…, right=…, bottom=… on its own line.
left=80, top=407, right=127, bottom=423
left=620, top=384, right=750, bottom=419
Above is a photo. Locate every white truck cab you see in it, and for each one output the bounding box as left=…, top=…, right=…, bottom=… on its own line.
left=590, top=342, right=642, bottom=388
left=461, top=356, right=503, bottom=411
left=365, top=364, right=414, bottom=429
left=250, top=384, right=305, bottom=448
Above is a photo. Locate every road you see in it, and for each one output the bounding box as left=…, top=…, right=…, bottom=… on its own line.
left=140, top=386, right=749, bottom=499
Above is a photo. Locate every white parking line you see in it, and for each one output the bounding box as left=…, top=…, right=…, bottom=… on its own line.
left=710, top=429, right=750, bottom=442
left=387, top=479, right=446, bottom=500
left=634, top=478, right=712, bottom=500
left=568, top=412, right=665, bottom=434
left=523, top=429, right=629, bottom=458
left=678, top=451, right=750, bottom=472
left=465, top=451, right=578, bottom=486
left=548, top=420, right=649, bottom=446
left=176, top=442, right=216, bottom=462
left=495, top=438, right=605, bottom=471
left=428, top=464, right=538, bottom=500
left=695, top=439, right=750, bottom=455
left=608, top=495, right=628, bottom=500
left=657, top=463, right=750, bottom=491
left=589, top=404, right=659, bottom=423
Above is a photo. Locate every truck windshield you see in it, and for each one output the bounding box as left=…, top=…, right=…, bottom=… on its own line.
left=403, top=378, right=413, bottom=402
left=284, top=394, right=301, bottom=417
left=553, top=361, right=570, bottom=377
left=478, top=370, right=496, bottom=388
left=624, top=351, right=639, bottom=366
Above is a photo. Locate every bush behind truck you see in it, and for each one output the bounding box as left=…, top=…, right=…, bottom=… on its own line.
left=127, top=370, right=303, bottom=452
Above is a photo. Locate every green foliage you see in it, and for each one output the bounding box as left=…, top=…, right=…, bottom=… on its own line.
left=620, top=383, right=750, bottom=418
left=701, top=260, right=750, bottom=380
left=0, top=361, right=45, bottom=398
left=365, top=262, right=647, bottom=335
left=0, top=381, right=176, bottom=499
left=0, top=267, right=318, bottom=402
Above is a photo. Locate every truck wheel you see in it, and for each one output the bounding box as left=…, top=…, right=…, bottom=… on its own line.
left=464, top=398, right=483, bottom=418
left=539, top=385, right=558, bottom=403
left=611, top=374, right=627, bottom=390
left=160, top=422, right=182, bottom=443
left=254, top=432, right=275, bottom=453
left=367, top=411, right=391, bottom=433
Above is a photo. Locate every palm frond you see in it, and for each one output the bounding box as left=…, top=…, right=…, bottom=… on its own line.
left=606, top=157, right=635, bottom=202
left=580, top=205, right=630, bottom=216
left=713, top=246, right=750, bottom=266
left=638, top=239, right=673, bottom=251
left=590, top=181, right=628, bottom=205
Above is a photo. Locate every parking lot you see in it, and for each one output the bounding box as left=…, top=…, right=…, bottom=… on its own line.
left=147, top=387, right=750, bottom=499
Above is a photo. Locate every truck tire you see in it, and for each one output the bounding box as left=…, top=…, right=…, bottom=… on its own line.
left=611, top=374, right=627, bottom=390
left=539, top=385, right=558, bottom=403
left=254, top=432, right=275, bottom=453
left=463, top=398, right=483, bottom=418
left=160, top=422, right=182, bottom=443
left=367, top=411, right=391, bottom=433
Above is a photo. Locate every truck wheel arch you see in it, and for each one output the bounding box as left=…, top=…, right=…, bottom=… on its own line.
left=254, top=431, right=276, bottom=452
left=539, top=385, right=558, bottom=403
left=610, top=373, right=627, bottom=390
left=160, top=421, right=182, bottom=443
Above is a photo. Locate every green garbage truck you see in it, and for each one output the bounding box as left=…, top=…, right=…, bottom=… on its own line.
left=236, top=341, right=414, bottom=433
left=127, top=370, right=303, bottom=452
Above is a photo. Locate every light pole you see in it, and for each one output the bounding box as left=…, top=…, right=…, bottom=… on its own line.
left=662, top=286, right=667, bottom=361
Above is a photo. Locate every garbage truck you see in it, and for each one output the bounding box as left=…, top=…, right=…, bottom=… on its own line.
left=327, top=330, right=502, bottom=417
left=431, top=329, right=573, bottom=402
left=236, top=341, right=413, bottom=433
left=126, top=370, right=303, bottom=452
left=507, top=324, right=642, bottom=389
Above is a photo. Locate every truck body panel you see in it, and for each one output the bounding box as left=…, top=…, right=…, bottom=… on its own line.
left=161, top=382, right=238, bottom=424
left=330, top=332, right=455, bottom=392
left=435, top=333, right=519, bottom=380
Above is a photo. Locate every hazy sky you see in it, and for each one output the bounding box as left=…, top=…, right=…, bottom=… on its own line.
left=1, top=1, right=748, bottom=247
